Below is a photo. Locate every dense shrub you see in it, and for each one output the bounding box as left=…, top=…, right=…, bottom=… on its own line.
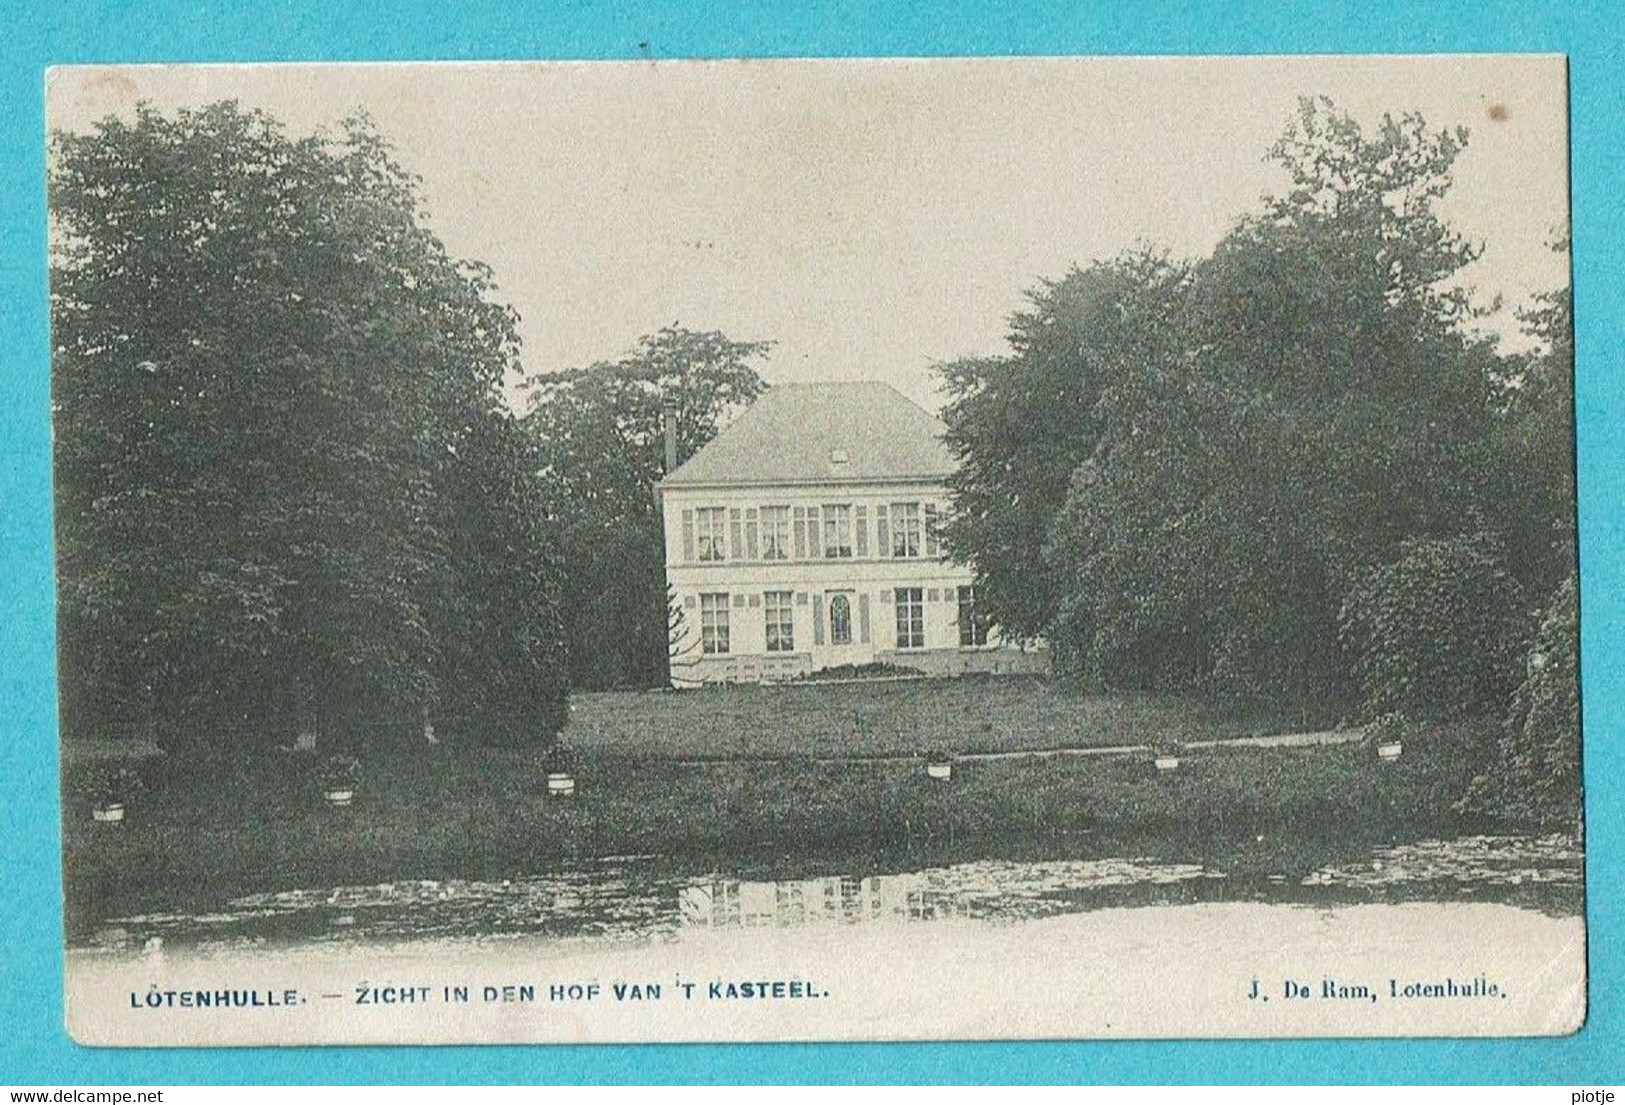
left=1460, top=572, right=1581, bottom=827
left=1338, top=535, right=1525, bottom=721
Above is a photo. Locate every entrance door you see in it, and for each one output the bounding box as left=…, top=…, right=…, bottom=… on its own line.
left=830, top=593, right=853, bottom=647
left=817, top=590, right=874, bottom=671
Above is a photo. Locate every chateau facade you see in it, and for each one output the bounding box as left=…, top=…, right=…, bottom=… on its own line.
left=658, top=381, right=1046, bottom=686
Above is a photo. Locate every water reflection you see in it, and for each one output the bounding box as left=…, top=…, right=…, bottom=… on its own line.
left=79, top=833, right=1581, bottom=954
left=677, top=872, right=956, bottom=927
left=1303, top=833, right=1583, bottom=891
left=680, top=857, right=1220, bottom=928
left=680, top=872, right=956, bottom=927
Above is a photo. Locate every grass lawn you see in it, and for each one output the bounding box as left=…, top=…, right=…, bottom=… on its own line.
left=563, top=675, right=1293, bottom=759
left=60, top=678, right=1507, bottom=938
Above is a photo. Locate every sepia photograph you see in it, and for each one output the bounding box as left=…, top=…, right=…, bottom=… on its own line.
left=47, top=55, right=1582, bottom=1045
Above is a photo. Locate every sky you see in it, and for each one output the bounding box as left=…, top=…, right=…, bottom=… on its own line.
left=47, top=55, right=1570, bottom=412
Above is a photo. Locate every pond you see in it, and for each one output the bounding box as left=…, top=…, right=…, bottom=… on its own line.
left=64, top=830, right=1587, bottom=1044
left=76, top=831, right=1581, bottom=954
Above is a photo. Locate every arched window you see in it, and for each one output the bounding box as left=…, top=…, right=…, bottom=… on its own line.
left=830, top=594, right=852, bottom=645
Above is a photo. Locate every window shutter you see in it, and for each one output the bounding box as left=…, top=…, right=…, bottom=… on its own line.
left=876, top=505, right=890, bottom=558
left=855, top=506, right=869, bottom=557
left=808, top=506, right=823, bottom=558
left=813, top=595, right=825, bottom=645
left=682, top=509, right=696, bottom=562
left=729, top=508, right=743, bottom=560
left=793, top=507, right=807, bottom=560
left=858, top=592, right=871, bottom=644
left=925, top=503, right=941, bottom=558
left=745, top=508, right=759, bottom=560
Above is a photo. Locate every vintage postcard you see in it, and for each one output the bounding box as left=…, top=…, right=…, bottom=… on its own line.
left=49, top=55, right=1582, bottom=1045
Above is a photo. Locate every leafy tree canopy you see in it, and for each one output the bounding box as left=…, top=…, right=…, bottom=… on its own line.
left=53, top=101, right=567, bottom=752
left=937, top=250, right=1191, bottom=641
left=942, top=98, right=1574, bottom=724
left=522, top=327, right=771, bottom=689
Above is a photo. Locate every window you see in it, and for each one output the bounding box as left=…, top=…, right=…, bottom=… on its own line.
left=764, top=591, right=795, bottom=652
left=822, top=504, right=853, bottom=558
left=793, top=506, right=822, bottom=559
left=695, top=508, right=727, bottom=562
left=760, top=506, right=790, bottom=560
left=700, top=592, right=730, bottom=654
left=895, top=587, right=924, bottom=650
left=891, top=503, right=921, bottom=558
left=830, top=594, right=852, bottom=645
left=957, top=585, right=989, bottom=647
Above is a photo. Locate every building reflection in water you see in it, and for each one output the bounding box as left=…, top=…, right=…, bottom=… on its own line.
left=679, top=872, right=960, bottom=928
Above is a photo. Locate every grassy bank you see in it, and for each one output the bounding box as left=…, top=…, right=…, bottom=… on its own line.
left=564, top=675, right=1290, bottom=759
left=63, top=715, right=1500, bottom=937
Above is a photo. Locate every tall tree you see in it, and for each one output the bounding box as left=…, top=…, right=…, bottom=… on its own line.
left=954, top=99, right=1548, bottom=717
left=426, top=408, right=571, bottom=745
left=52, top=102, right=568, bottom=753
left=1481, top=239, right=1576, bottom=598
left=936, top=251, right=1191, bottom=642
left=523, top=328, right=770, bottom=689
left=1137, top=98, right=1506, bottom=705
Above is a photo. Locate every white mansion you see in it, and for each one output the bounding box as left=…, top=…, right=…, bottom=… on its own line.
left=658, top=381, right=1047, bottom=686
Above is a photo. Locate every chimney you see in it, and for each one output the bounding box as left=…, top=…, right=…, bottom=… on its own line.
left=662, top=403, right=679, bottom=475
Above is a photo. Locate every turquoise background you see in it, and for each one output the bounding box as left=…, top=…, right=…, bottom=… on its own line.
left=1, top=0, right=1618, bottom=1084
